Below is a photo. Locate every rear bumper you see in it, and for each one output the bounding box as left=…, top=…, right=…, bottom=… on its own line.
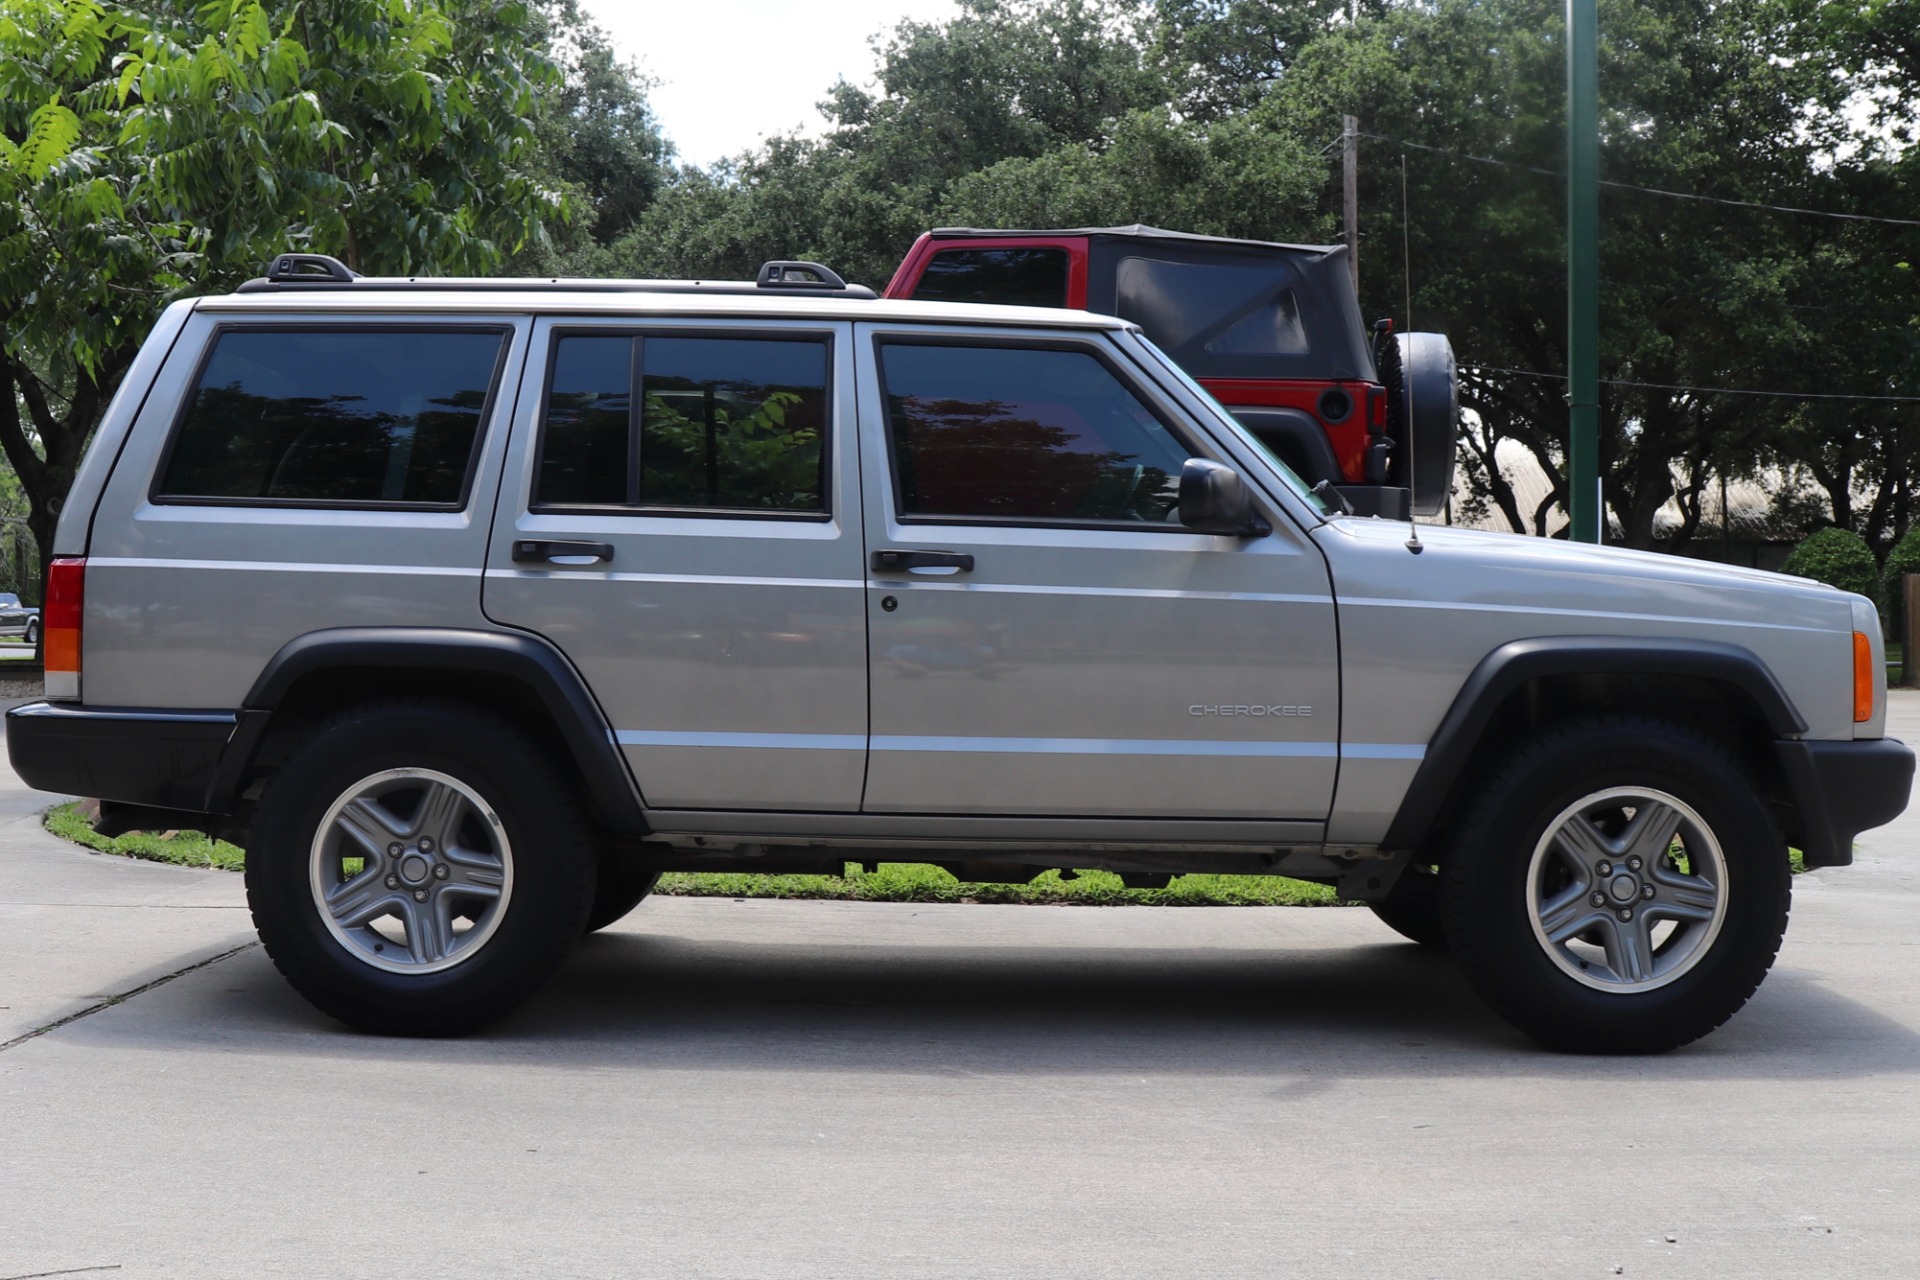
left=6, top=702, right=235, bottom=811
left=1776, top=736, right=1915, bottom=868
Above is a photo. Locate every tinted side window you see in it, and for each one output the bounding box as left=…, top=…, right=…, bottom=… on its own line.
left=159, top=329, right=507, bottom=506
left=880, top=343, right=1192, bottom=524
left=534, top=334, right=829, bottom=514
left=1115, top=256, right=1308, bottom=357
left=910, top=248, right=1069, bottom=308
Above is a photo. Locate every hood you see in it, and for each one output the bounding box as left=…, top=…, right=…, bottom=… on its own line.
left=1313, top=517, right=1856, bottom=636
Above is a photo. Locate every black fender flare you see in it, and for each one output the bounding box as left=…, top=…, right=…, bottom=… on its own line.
left=1225, top=406, right=1344, bottom=487
left=1380, top=636, right=1806, bottom=852
left=213, top=626, right=647, bottom=836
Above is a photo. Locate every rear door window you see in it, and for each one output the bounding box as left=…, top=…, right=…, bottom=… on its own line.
left=534, top=333, right=830, bottom=515
left=910, top=248, right=1069, bottom=309
left=156, top=327, right=509, bottom=507
left=878, top=341, right=1193, bottom=525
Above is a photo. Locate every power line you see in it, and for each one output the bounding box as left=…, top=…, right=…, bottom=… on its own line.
left=1463, top=363, right=1920, bottom=404
left=1358, top=132, right=1920, bottom=229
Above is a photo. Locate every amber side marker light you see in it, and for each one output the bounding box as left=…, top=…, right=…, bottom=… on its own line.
left=1854, top=630, right=1875, bottom=723
left=43, top=557, right=84, bottom=701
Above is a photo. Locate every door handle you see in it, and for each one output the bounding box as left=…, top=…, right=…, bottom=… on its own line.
left=870, top=549, right=975, bottom=574
left=513, top=539, right=615, bottom=564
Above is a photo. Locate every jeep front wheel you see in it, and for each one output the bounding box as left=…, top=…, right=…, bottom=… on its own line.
left=246, top=700, right=595, bottom=1034
left=1440, top=716, right=1790, bottom=1053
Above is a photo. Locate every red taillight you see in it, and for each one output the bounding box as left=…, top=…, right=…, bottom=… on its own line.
left=1368, top=385, right=1388, bottom=428
left=44, top=557, right=84, bottom=699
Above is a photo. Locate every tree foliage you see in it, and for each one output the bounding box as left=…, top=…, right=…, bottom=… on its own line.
left=1781, top=526, right=1880, bottom=599
left=510, top=0, right=670, bottom=274
left=5, top=0, right=1917, bottom=582
left=0, top=0, right=562, bottom=591
left=614, top=0, right=1917, bottom=559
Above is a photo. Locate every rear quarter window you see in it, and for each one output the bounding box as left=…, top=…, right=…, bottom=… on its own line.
left=155, top=327, right=510, bottom=508
left=910, top=248, right=1069, bottom=308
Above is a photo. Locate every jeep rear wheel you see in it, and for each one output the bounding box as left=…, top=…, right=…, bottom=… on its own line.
left=1440, top=716, right=1790, bottom=1053
left=246, top=700, right=595, bottom=1035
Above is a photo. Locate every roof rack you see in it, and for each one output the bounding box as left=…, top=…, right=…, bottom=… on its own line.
left=236, top=253, right=878, bottom=299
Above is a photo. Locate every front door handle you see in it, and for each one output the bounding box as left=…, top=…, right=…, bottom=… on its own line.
left=870, top=549, right=975, bottom=574
left=513, top=539, right=615, bottom=565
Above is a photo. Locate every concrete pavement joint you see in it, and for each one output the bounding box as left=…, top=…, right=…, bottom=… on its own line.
left=0, top=942, right=257, bottom=1055
left=0, top=1268, right=124, bottom=1279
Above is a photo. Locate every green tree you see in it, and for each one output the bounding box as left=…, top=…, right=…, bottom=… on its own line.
left=1262, top=0, right=1904, bottom=549
left=1782, top=526, right=1880, bottom=599
left=944, top=105, right=1326, bottom=241
left=1880, top=525, right=1920, bottom=644
left=0, top=0, right=561, bottom=588
left=619, top=0, right=1191, bottom=288
left=511, top=0, right=671, bottom=274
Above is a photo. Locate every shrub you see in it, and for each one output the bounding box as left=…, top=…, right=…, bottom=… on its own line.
left=1879, top=527, right=1920, bottom=643
left=1781, top=527, right=1879, bottom=600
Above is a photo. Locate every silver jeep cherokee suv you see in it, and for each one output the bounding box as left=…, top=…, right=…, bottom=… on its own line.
left=10, top=253, right=1912, bottom=1051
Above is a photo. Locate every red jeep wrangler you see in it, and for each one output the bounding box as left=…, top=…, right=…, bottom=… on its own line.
left=885, top=225, right=1458, bottom=518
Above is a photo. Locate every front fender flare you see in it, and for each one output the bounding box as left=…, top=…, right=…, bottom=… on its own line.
left=1379, top=636, right=1806, bottom=853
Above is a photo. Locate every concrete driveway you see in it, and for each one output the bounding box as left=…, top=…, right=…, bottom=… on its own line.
left=2, top=703, right=1917, bottom=1279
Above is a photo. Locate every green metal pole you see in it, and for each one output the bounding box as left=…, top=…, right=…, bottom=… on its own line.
left=1567, top=0, right=1601, bottom=543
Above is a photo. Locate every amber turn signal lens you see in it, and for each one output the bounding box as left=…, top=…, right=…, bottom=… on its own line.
left=1854, top=630, right=1874, bottom=723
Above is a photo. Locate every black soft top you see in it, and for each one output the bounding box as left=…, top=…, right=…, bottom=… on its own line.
left=927, top=225, right=1376, bottom=383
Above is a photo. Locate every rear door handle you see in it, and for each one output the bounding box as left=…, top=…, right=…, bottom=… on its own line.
left=870, top=549, right=975, bottom=574
left=513, top=539, right=615, bottom=565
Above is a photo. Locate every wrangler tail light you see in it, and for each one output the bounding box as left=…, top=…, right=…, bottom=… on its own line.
left=44, top=557, right=84, bottom=701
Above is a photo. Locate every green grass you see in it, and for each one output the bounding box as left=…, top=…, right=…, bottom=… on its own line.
left=655, top=864, right=1346, bottom=905
left=46, top=800, right=245, bottom=870
left=41, top=800, right=1344, bottom=904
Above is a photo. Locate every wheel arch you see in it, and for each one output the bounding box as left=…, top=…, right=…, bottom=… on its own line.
left=214, top=627, right=648, bottom=839
left=1380, top=636, right=1809, bottom=858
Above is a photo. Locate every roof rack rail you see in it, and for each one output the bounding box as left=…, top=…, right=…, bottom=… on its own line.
left=236, top=253, right=878, bottom=299
left=266, top=253, right=359, bottom=283
left=756, top=261, right=848, bottom=290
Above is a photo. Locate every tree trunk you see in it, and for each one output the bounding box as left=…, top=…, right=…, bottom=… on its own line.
left=0, top=351, right=132, bottom=659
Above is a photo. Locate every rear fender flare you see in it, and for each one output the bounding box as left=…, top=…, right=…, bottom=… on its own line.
left=219, top=627, right=647, bottom=836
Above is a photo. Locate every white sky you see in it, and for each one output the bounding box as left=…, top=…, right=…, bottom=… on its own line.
left=579, top=0, right=962, bottom=169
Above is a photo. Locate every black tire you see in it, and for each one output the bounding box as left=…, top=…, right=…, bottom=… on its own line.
left=1367, top=866, right=1448, bottom=950
left=245, top=699, right=596, bottom=1035
left=1440, top=715, right=1790, bottom=1054
left=24, top=617, right=37, bottom=646
left=584, top=857, right=661, bottom=933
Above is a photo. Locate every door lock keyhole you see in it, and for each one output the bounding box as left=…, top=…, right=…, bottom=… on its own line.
left=880, top=595, right=899, bottom=612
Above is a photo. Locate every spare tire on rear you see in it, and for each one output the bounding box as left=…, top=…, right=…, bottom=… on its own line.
left=1388, top=332, right=1459, bottom=517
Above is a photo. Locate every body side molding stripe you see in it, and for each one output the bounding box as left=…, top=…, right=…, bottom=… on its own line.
left=612, top=730, right=1423, bottom=760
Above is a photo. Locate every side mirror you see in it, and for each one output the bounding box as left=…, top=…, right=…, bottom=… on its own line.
left=1178, top=459, right=1271, bottom=537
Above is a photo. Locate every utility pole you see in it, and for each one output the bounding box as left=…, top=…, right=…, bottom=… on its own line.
left=1342, top=114, right=1360, bottom=296
left=1567, top=0, right=1601, bottom=543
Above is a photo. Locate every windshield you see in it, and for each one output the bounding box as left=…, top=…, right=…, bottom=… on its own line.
left=1124, top=332, right=1333, bottom=517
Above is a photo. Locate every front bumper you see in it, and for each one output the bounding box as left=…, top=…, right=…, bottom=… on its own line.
left=6, top=702, right=236, bottom=812
left=1776, top=736, right=1915, bottom=868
